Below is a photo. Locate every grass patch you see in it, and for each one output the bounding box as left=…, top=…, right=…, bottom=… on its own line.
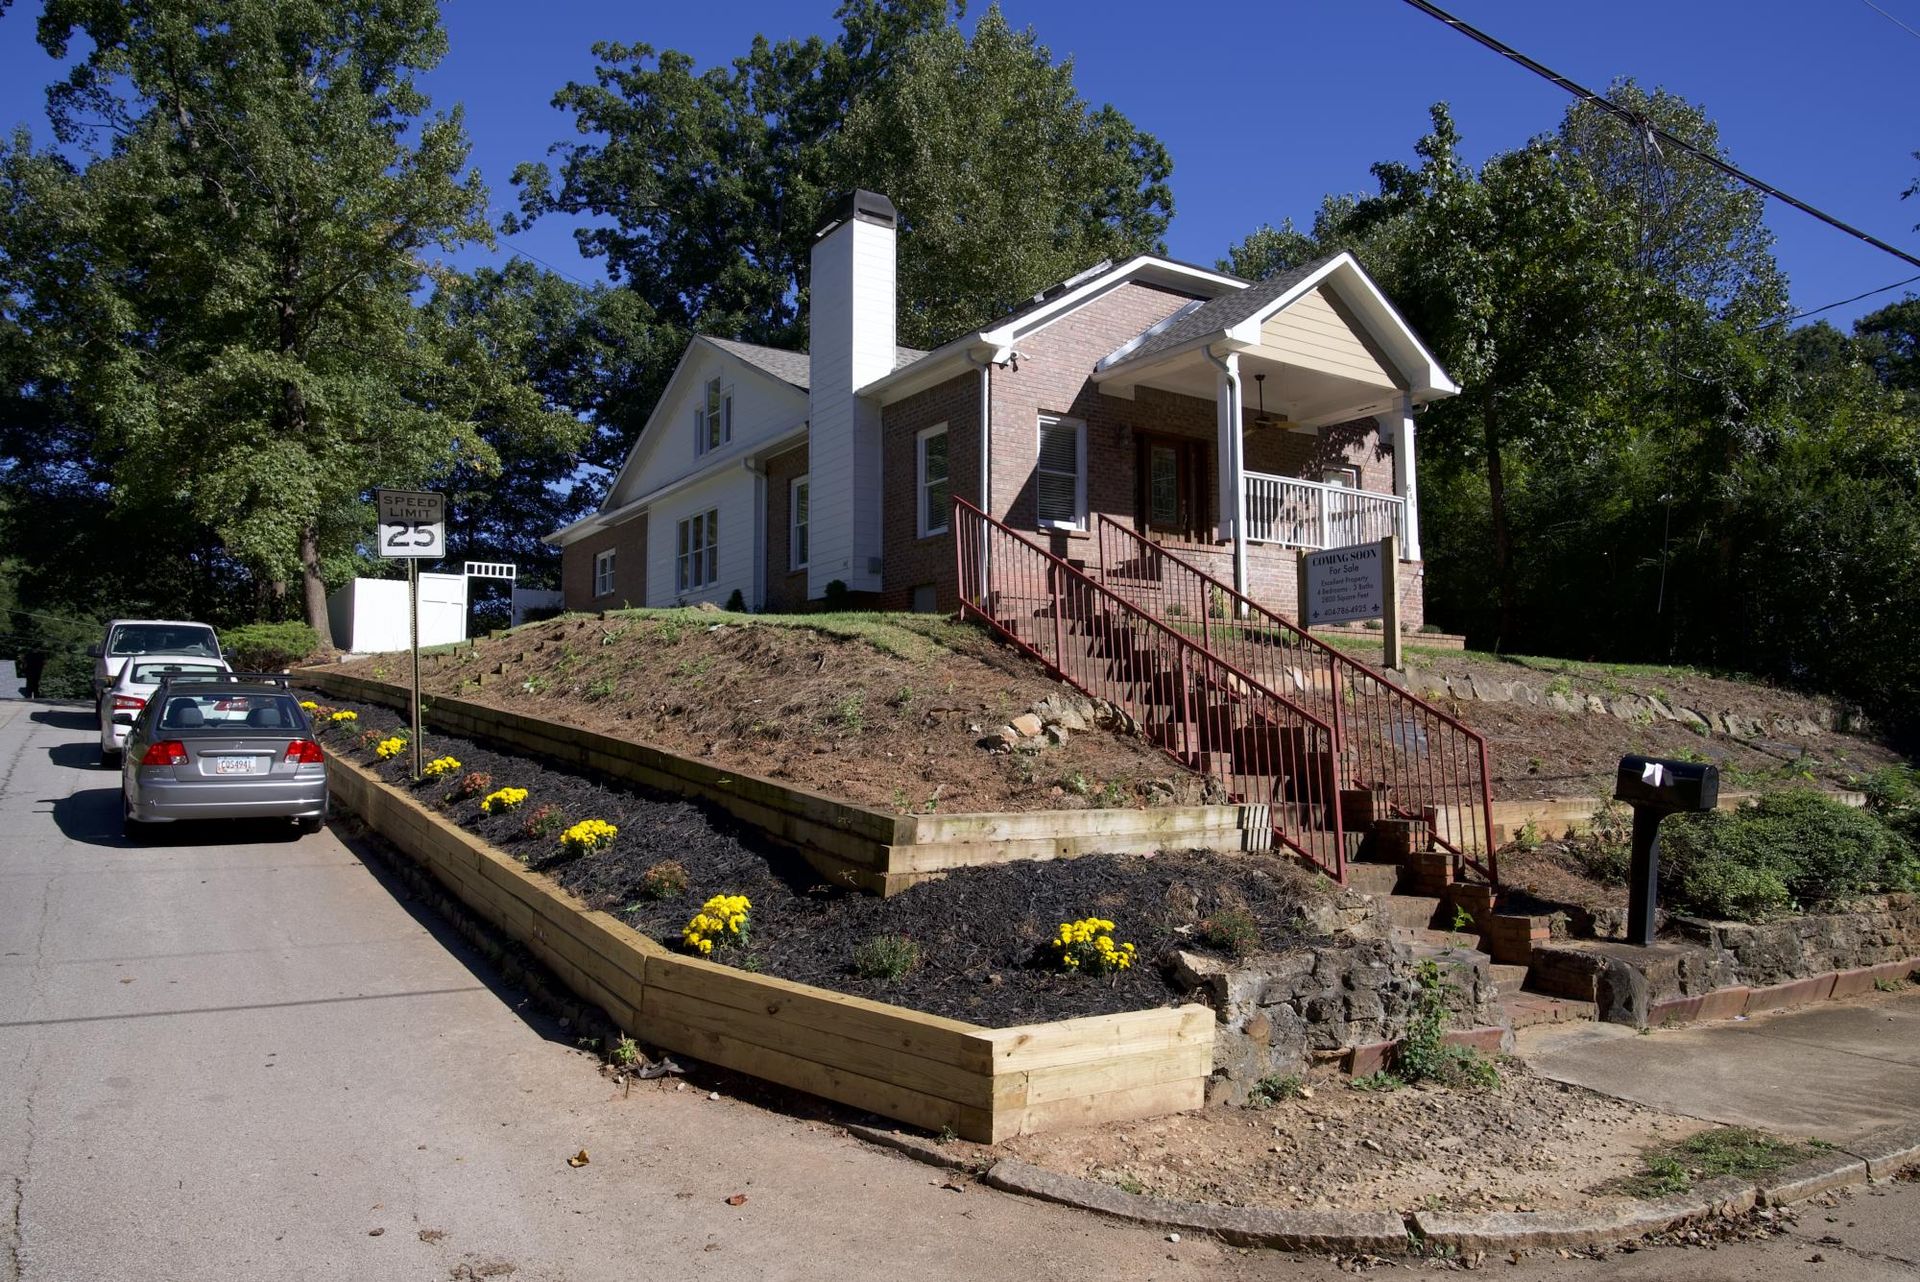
left=1613, top=1127, right=1813, bottom=1198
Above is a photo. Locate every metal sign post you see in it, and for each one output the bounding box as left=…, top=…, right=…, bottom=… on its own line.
left=375, top=489, right=446, bottom=780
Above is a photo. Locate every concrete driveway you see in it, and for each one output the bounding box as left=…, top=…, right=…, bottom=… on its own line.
left=1519, top=988, right=1920, bottom=1143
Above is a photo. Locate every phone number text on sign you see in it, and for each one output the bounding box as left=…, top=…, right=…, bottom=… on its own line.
left=1303, top=541, right=1384, bottom=626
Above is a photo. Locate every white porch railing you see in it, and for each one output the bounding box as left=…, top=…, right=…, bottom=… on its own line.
left=1243, top=471, right=1405, bottom=550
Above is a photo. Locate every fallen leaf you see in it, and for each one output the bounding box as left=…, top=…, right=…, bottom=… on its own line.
left=567, top=1150, right=590, bottom=1168
left=725, top=1194, right=748, bottom=1206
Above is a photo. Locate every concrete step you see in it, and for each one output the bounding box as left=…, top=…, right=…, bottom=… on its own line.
left=1382, top=894, right=1443, bottom=930
left=1343, top=863, right=1402, bottom=896
left=1398, top=925, right=1487, bottom=954
left=1490, top=963, right=1531, bottom=995
left=1502, top=991, right=1598, bottom=1029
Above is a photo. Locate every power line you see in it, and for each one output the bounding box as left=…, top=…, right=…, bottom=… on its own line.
left=1397, top=0, right=1920, bottom=273
left=1761, top=272, right=1920, bottom=328
left=1860, top=0, right=1920, bottom=43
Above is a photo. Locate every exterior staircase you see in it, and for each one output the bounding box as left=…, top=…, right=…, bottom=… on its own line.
left=952, top=498, right=1586, bottom=1028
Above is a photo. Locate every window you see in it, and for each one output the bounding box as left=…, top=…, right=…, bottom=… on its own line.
left=694, top=377, right=732, bottom=456
left=676, top=509, right=719, bottom=592
left=917, top=424, right=949, bottom=537
left=593, top=548, right=616, bottom=597
left=789, top=476, right=810, bottom=571
left=1035, top=414, right=1086, bottom=530
left=1320, top=465, right=1359, bottom=489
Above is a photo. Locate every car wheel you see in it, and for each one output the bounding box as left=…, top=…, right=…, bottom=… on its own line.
left=296, top=796, right=330, bottom=835
left=102, top=748, right=121, bottom=769
left=122, top=797, right=147, bottom=843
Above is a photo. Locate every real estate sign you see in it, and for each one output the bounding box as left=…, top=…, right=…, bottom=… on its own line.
left=1301, top=541, right=1386, bottom=626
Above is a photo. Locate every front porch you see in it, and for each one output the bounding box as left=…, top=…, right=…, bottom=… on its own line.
left=1087, top=253, right=1455, bottom=621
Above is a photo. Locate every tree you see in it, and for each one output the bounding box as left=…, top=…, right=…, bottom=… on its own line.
left=511, top=1, right=1173, bottom=355
left=6, top=0, right=575, bottom=633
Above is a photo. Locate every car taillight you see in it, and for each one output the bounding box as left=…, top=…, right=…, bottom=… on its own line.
left=112, top=694, right=146, bottom=712
left=284, top=740, right=325, bottom=764
left=140, top=740, right=189, bottom=766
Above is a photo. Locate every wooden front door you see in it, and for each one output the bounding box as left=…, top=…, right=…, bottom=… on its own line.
left=1135, top=434, right=1210, bottom=543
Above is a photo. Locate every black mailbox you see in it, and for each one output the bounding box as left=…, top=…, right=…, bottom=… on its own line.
left=1613, top=754, right=1719, bottom=815
left=1612, top=755, right=1720, bottom=946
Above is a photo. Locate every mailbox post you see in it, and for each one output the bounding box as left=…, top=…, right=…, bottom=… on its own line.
left=1613, top=754, right=1720, bottom=946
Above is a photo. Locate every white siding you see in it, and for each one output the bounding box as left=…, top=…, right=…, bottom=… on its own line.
left=645, top=468, right=758, bottom=609
left=607, top=349, right=807, bottom=510
left=807, top=214, right=895, bottom=599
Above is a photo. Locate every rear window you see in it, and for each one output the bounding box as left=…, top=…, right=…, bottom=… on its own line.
left=129, top=661, right=226, bottom=684
left=154, top=692, right=305, bottom=733
left=109, top=624, right=220, bottom=659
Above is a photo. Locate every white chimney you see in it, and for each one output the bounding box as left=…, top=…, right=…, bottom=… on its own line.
left=806, top=190, right=896, bottom=600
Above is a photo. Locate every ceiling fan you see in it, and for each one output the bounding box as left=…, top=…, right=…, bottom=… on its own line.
left=1251, top=372, right=1292, bottom=430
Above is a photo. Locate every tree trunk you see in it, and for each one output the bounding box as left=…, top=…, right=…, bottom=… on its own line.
left=299, top=523, right=329, bottom=636
left=1484, top=415, right=1517, bottom=646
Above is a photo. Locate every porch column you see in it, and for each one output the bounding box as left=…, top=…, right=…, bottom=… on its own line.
left=1378, top=393, right=1421, bottom=562
left=1210, top=348, right=1249, bottom=598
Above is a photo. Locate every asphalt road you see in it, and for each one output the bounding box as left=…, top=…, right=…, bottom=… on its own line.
left=3, top=698, right=1916, bottom=1281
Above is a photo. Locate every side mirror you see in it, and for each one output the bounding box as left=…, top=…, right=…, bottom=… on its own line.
left=87, top=644, right=102, bottom=658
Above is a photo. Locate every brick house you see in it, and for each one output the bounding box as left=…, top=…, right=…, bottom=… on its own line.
left=549, top=191, right=1457, bottom=624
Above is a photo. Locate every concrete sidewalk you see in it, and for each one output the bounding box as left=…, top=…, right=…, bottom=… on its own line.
left=1518, top=990, right=1920, bottom=1142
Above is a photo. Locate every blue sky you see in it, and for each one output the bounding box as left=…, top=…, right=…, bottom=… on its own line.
left=3, top=0, right=1917, bottom=329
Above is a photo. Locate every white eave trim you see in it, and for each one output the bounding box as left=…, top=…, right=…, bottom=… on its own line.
left=546, top=421, right=808, bottom=548
left=858, top=255, right=1247, bottom=406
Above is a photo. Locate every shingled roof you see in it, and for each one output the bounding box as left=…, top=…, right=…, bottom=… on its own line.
left=701, top=335, right=928, bottom=392
left=1099, top=253, right=1342, bottom=372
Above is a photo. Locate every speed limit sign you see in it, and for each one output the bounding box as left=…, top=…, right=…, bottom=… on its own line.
left=376, top=489, right=446, bottom=559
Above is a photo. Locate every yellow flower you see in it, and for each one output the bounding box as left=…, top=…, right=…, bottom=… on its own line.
left=374, top=735, right=407, bottom=760
left=421, top=756, right=461, bottom=779
left=481, top=787, right=529, bottom=814
left=331, top=710, right=359, bottom=723
left=298, top=700, right=318, bottom=711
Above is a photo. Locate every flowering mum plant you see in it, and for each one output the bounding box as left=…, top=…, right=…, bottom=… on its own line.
left=374, top=736, right=408, bottom=761
left=521, top=802, right=565, bottom=838
left=455, top=771, right=493, bottom=800
left=329, top=709, right=358, bottom=723
left=682, top=893, right=751, bottom=955
left=298, top=700, right=319, bottom=711
left=421, top=756, right=461, bottom=779
left=1051, top=917, right=1136, bottom=975
left=482, top=786, right=529, bottom=815
left=559, top=818, right=618, bottom=857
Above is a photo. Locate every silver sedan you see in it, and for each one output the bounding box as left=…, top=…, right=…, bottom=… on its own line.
left=121, top=679, right=330, bottom=835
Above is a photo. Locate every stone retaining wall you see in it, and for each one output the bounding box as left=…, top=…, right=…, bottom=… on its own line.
left=1671, top=894, right=1920, bottom=987
left=1165, top=937, right=1506, bottom=1104
left=1391, top=671, right=1866, bottom=739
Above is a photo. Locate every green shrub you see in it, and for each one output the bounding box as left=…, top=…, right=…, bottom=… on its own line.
left=1660, top=790, right=1920, bottom=920
left=853, top=933, right=922, bottom=983
left=1862, top=765, right=1920, bottom=849
left=220, top=621, right=320, bottom=670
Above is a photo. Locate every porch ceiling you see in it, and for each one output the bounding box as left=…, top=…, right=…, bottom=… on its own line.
left=1105, top=345, right=1405, bottom=430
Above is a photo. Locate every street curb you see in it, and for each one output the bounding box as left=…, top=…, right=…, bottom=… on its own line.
left=978, top=1158, right=1410, bottom=1253
left=1756, top=1153, right=1869, bottom=1207
left=1839, top=1123, right=1920, bottom=1180
left=1412, top=1177, right=1755, bottom=1252
left=847, top=1119, right=1920, bottom=1256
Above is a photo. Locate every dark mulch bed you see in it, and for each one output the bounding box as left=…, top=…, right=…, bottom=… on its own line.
left=308, top=692, right=1325, bottom=1027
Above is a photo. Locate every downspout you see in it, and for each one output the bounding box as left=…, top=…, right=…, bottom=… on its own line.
left=1203, top=345, right=1250, bottom=601
left=966, top=350, right=999, bottom=608
left=742, top=457, right=767, bottom=612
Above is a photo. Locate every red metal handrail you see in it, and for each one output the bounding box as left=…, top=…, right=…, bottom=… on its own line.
left=953, top=497, right=1346, bottom=882
left=1095, top=515, right=1497, bottom=885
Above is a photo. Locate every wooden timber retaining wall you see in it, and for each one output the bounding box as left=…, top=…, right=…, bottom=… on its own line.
left=300, top=668, right=1258, bottom=894
left=327, top=755, right=1214, bottom=1142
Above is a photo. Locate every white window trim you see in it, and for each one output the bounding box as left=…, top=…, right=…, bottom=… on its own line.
left=917, top=423, right=950, bottom=538
left=789, top=475, right=810, bottom=572
left=694, top=378, right=733, bottom=458
left=676, top=508, right=720, bottom=593
left=592, top=548, right=616, bottom=597
left=1035, top=413, right=1088, bottom=532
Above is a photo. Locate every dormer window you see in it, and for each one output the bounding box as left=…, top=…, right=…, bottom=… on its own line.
left=694, top=377, right=732, bottom=456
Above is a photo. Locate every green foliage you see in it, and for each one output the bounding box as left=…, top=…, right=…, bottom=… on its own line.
left=1615, top=1127, right=1812, bottom=1198
left=852, top=933, right=922, bottom=983
left=1196, top=908, right=1261, bottom=959
left=638, top=860, right=689, bottom=901
left=831, top=693, right=866, bottom=732
left=1246, top=1073, right=1307, bottom=1109
left=220, top=622, right=320, bottom=671
left=607, top=1035, right=641, bottom=1069
left=1348, top=1072, right=1403, bottom=1094
left=1862, top=765, right=1920, bottom=849
left=1660, top=790, right=1920, bottom=920
left=1393, top=960, right=1499, bottom=1090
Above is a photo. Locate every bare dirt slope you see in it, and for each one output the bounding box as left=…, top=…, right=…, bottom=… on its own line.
left=1372, top=645, right=1907, bottom=802
left=334, top=608, right=1211, bottom=815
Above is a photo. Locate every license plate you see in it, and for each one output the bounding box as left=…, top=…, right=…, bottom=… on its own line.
left=213, top=756, right=254, bottom=775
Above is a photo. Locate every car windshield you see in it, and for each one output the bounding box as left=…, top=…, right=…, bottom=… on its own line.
left=109, top=624, right=219, bottom=658
left=129, top=661, right=226, bottom=685
left=154, top=692, right=305, bottom=733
